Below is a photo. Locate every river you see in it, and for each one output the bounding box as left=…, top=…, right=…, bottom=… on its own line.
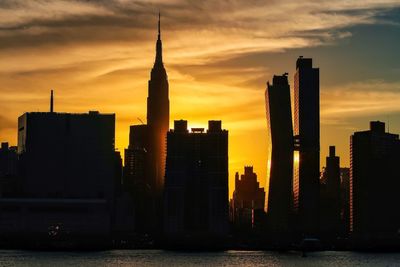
left=0, top=249, right=399, bottom=266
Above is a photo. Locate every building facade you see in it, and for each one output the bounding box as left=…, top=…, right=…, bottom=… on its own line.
left=163, top=120, right=229, bottom=243
left=17, top=111, right=115, bottom=199
left=320, top=146, right=341, bottom=240
left=146, top=14, right=169, bottom=197
left=231, top=166, right=265, bottom=229
left=265, top=74, right=294, bottom=236
left=0, top=142, right=17, bottom=178
left=350, top=121, right=400, bottom=241
left=122, top=14, right=170, bottom=235
left=0, top=142, right=18, bottom=197
left=0, top=110, right=118, bottom=241
left=340, top=167, right=350, bottom=237
left=293, top=57, right=320, bottom=237
left=124, top=125, right=148, bottom=190
left=123, top=124, right=154, bottom=233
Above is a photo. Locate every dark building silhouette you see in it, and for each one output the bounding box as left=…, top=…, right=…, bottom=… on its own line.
left=0, top=142, right=17, bottom=178
left=0, top=142, right=18, bottom=197
left=114, top=151, right=123, bottom=193
left=124, top=125, right=148, bottom=189
left=163, top=120, right=228, bottom=244
left=146, top=13, right=169, bottom=197
left=123, top=124, right=153, bottom=233
left=0, top=110, right=118, bottom=241
left=264, top=74, right=294, bottom=237
left=293, top=57, right=320, bottom=237
left=350, top=121, right=400, bottom=242
left=320, top=146, right=341, bottom=241
left=113, top=149, right=136, bottom=241
left=113, top=150, right=136, bottom=237
left=122, top=14, right=169, bottom=235
left=340, top=167, right=350, bottom=237
left=231, top=166, right=265, bottom=229
left=17, top=111, right=115, bottom=199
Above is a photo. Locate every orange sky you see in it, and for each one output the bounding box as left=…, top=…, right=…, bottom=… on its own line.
left=1, top=1, right=400, bottom=198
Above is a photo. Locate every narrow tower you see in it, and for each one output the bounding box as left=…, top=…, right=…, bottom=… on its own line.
left=265, top=74, right=294, bottom=242
left=50, top=90, right=54, bottom=113
left=293, top=57, right=320, bottom=238
left=146, top=13, right=170, bottom=196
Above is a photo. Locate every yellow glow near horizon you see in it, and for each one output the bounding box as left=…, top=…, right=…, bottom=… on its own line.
left=3, top=0, right=399, bottom=202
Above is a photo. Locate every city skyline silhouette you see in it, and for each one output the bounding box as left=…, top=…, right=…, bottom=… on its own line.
left=1, top=2, right=400, bottom=253
left=1, top=3, right=400, bottom=199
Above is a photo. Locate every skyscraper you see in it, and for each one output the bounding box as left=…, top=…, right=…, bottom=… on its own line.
left=0, top=142, right=18, bottom=197
left=324, top=146, right=340, bottom=223
left=124, top=125, right=148, bottom=190
left=17, top=111, right=116, bottom=199
left=293, top=57, right=320, bottom=237
left=319, top=146, right=341, bottom=240
left=350, top=121, right=400, bottom=242
left=0, top=142, right=17, bottom=179
left=340, top=168, right=350, bottom=237
left=3, top=110, right=117, bottom=240
left=146, top=13, right=170, bottom=196
left=123, top=124, right=153, bottom=233
left=265, top=74, right=294, bottom=237
left=122, top=14, right=169, bottom=235
left=231, top=166, right=265, bottom=229
left=163, top=120, right=228, bottom=245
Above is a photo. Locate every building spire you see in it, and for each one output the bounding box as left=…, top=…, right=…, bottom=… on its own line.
left=154, top=12, right=163, bottom=66
left=158, top=11, right=161, bottom=40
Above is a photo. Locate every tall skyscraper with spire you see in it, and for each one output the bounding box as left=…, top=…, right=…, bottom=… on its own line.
left=123, top=13, right=169, bottom=235
left=147, top=13, right=170, bottom=196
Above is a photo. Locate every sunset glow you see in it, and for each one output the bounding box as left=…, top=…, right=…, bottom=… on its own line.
left=1, top=1, right=400, bottom=198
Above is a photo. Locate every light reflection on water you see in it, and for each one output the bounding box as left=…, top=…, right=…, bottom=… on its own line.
left=0, top=250, right=400, bottom=267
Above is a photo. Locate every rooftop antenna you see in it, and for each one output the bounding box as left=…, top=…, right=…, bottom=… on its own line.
left=50, top=89, right=54, bottom=113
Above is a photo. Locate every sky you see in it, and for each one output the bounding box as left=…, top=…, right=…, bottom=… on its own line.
left=1, top=0, right=400, bottom=198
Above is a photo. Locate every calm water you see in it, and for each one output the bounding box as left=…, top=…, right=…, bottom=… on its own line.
left=0, top=250, right=399, bottom=267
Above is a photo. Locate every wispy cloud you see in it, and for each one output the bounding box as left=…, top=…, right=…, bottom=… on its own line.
left=1, top=0, right=400, bottom=194
left=0, top=0, right=113, bottom=29
left=321, top=80, right=400, bottom=124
